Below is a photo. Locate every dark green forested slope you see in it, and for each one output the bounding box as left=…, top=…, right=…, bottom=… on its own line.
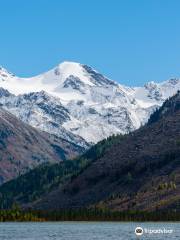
left=0, top=134, right=124, bottom=209
left=1, top=92, right=180, bottom=214
left=30, top=92, right=180, bottom=212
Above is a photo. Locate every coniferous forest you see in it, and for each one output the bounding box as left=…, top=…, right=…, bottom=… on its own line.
left=1, top=93, right=180, bottom=221
left=0, top=206, right=180, bottom=222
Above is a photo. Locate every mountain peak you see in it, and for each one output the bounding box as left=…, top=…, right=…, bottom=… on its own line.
left=0, top=66, right=14, bottom=80
left=54, top=61, right=116, bottom=87
left=38, top=61, right=94, bottom=89
left=148, top=91, right=180, bottom=124
left=167, top=78, right=180, bottom=85
left=56, top=61, right=82, bottom=75
left=58, top=61, right=81, bottom=67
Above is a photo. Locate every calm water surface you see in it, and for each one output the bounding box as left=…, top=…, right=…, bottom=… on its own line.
left=0, top=222, right=179, bottom=240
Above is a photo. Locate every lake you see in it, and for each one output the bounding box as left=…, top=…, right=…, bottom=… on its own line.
left=0, top=222, right=179, bottom=240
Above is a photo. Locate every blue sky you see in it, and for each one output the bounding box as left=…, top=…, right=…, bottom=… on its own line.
left=1, top=0, right=180, bottom=86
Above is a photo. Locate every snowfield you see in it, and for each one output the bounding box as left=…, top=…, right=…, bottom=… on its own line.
left=0, top=62, right=180, bottom=145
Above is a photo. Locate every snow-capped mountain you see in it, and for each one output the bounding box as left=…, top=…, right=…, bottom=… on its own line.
left=0, top=62, right=180, bottom=144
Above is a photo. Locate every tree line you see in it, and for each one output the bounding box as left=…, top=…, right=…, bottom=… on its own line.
left=0, top=206, right=180, bottom=222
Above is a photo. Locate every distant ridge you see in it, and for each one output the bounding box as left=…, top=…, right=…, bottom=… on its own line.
left=0, top=107, right=85, bottom=184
